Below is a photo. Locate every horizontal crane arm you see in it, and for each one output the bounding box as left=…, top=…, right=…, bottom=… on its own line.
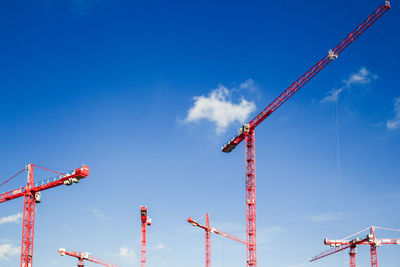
left=187, top=217, right=209, bottom=231
left=0, top=186, right=26, bottom=203
left=310, top=236, right=370, bottom=262
left=212, top=228, right=246, bottom=245
left=32, top=165, right=89, bottom=192
left=59, top=249, right=120, bottom=267
left=187, top=217, right=246, bottom=244
left=375, top=238, right=400, bottom=245
left=0, top=165, right=89, bottom=203
left=222, top=1, right=391, bottom=153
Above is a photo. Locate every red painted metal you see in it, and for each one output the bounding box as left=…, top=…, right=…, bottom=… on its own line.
left=187, top=214, right=246, bottom=267
left=205, top=214, right=211, bottom=267
left=310, top=226, right=400, bottom=266
left=58, top=249, right=119, bottom=267
left=21, top=164, right=36, bottom=267
left=221, top=2, right=391, bottom=267
left=349, top=246, right=357, bottom=267
left=370, top=227, right=378, bottom=267
left=310, top=236, right=370, bottom=262
left=0, top=164, right=90, bottom=267
left=140, top=206, right=151, bottom=267
left=245, top=131, right=256, bottom=266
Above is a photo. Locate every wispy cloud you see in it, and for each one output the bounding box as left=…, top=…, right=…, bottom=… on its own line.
left=344, top=67, right=377, bottom=87
left=0, top=213, right=22, bottom=225
left=0, top=243, right=20, bottom=260
left=239, top=78, right=258, bottom=92
left=288, top=264, right=308, bottom=267
left=386, top=97, right=400, bottom=130
left=185, top=81, right=256, bottom=134
left=110, top=246, right=135, bottom=261
left=257, top=226, right=287, bottom=251
left=321, top=67, right=377, bottom=103
left=308, top=213, right=343, bottom=223
left=150, top=243, right=167, bottom=250
left=88, top=207, right=106, bottom=220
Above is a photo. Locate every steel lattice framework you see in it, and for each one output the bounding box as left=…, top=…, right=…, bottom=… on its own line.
left=0, top=164, right=90, bottom=267
left=58, top=248, right=120, bottom=267
left=310, top=226, right=400, bottom=267
left=140, top=206, right=151, bottom=267
left=188, top=214, right=246, bottom=267
left=221, top=2, right=391, bottom=267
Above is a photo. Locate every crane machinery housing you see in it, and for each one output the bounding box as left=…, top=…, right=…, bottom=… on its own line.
left=220, top=2, right=391, bottom=267
left=0, top=164, right=89, bottom=267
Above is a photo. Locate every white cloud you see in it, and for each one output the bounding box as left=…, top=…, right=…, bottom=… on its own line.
left=239, top=78, right=258, bottom=92
left=344, top=67, right=377, bottom=87
left=262, top=226, right=286, bottom=233
left=321, top=67, right=376, bottom=103
left=88, top=207, right=106, bottom=220
left=110, top=246, right=135, bottom=261
left=321, top=88, right=344, bottom=103
left=386, top=97, right=400, bottom=130
left=150, top=243, right=166, bottom=250
left=185, top=83, right=256, bottom=134
left=288, top=264, right=308, bottom=267
left=308, top=213, right=343, bottom=223
left=0, top=243, right=20, bottom=260
left=0, top=213, right=22, bottom=225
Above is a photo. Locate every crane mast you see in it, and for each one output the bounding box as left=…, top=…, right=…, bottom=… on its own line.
left=220, top=2, right=391, bottom=267
left=140, top=206, right=151, bottom=267
left=0, top=163, right=89, bottom=267
left=58, top=248, right=120, bottom=267
left=187, top=214, right=246, bottom=267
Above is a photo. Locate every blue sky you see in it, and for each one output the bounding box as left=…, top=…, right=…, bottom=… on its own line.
left=0, top=0, right=399, bottom=266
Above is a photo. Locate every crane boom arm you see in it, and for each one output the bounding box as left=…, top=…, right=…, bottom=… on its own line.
left=0, top=165, right=89, bottom=203
left=378, top=238, right=400, bottom=245
left=310, top=236, right=370, bottom=262
left=59, top=249, right=120, bottom=267
left=187, top=217, right=246, bottom=244
left=222, top=1, right=391, bottom=153
left=212, top=228, right=247, bottom=245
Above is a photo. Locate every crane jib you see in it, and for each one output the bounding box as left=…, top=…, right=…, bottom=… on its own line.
left=221, top=1, right=391, bottom=153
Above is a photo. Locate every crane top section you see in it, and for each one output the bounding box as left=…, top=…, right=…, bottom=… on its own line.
left=58, top=248, right=120, bottom=267
left=140, top=206, right=151, bottom=225
left=221, top=1, right=391, bottom=153
left=310, top=225, right=400, bottom=262
left=0, top=164, right=89, bottom=203
left=187, top=216, right=247, bottom=244
left=310, top=236, right=370, bottom=262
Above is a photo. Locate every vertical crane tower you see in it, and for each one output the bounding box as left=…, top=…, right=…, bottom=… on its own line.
left=188, top=214, right=246, bottom=267
left=0, top=164, right=89, bottom=267
left=58, top=248, right=120, bottom=267
left=140, top=206, right=151, bottom=267
left=221, top=2, right=391, bottom=267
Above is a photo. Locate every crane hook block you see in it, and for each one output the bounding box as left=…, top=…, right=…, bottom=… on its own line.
left=328, top=49, right=338, bottom=60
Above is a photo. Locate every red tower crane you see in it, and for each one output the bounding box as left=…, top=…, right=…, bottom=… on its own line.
left=58, top=248, right=120, bottom=267
left=140, top=206, right=151, bottom=267
left=187, top=213, right=246, bottom=267
left=220, top=2, right=391, bottom=267
left=0, top=163, right=89, bottom=267
left=310, top=226, right=400, bottom=267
